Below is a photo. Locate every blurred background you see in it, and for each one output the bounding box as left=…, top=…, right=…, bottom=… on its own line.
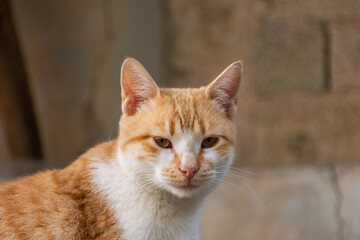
left=0, top=0, right=359, bottom=239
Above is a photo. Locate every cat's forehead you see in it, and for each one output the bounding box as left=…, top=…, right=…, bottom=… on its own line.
left=159, top=88, right=205, bottom=108
left=119, top=87, right=235, bottom=146
left=151, top=88, right=226, bottom=136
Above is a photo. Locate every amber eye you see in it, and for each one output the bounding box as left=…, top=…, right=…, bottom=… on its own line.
left=201, top=137, right=219, bottom=148
left=154, top=137, right=172, bottom=148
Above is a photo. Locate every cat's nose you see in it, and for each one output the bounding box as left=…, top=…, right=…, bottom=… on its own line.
left=179, top=165, right=199, bottom=180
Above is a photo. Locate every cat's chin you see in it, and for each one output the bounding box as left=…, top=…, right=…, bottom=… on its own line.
left=164, top=183, right=202, bottom=198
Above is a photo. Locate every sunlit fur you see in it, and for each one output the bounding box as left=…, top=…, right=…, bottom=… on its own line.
left=0, top=58, right=241, bottom=240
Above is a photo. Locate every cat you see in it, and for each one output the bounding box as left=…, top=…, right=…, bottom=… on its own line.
left=0, top=57, right=242, bottom=240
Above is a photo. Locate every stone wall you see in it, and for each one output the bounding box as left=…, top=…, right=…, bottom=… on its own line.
left=201, top=164, right=360, bottom=240
left=160, top=2, right=360, bottom=238
left=162, top=0, right=360, bottom=167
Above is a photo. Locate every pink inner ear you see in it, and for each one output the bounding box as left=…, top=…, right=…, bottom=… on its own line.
left=206, top=62, right=242, bottom=118
left=128, top=92, right=146, bottom=114
left=121, top=58, right=159, bottom=116
left=208, top=89, right=237, bottom=118
left=122, top=81, right=149, bottom=116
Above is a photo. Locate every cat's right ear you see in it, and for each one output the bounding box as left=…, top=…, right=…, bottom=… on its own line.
left=120, top=58, right=160, bottom=116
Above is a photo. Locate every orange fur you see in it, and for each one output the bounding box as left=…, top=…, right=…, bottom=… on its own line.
left=0, top=141, right=121, bottom=240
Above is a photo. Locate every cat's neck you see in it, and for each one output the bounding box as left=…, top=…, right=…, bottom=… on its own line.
left=88, top=141, right=204, bottom=240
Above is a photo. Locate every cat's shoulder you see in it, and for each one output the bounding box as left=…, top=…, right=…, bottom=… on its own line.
left=81, top=139, right=118, bottom=162
left=0, top=140, right=117, bottom=195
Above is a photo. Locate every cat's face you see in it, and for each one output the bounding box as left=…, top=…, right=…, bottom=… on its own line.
left=117, top=58, right=242, bottom=198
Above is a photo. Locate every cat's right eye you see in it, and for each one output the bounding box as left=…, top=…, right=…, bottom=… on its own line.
left=154, top=137, right=172, bottom=149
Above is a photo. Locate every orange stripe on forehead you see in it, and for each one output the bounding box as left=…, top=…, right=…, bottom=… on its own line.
left=155, top=121, right=165, bottom=130
left=191, top=100, right=198, bottom=126
left=169, top=119, right=175, bottom=136
left=168, top=95, right=199, bottom=133
left=178, top=111, right=185, bottom=130
left=190, top=116, right=195, bottom=131
left=199, top=118, right=206, bottom=135
left=163, top=88, right=219, bottom=135
left=169, top=108, right=181, bottom=136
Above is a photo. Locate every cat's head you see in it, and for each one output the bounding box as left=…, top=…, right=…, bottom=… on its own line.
left=117, top=58, right=242, bottom=198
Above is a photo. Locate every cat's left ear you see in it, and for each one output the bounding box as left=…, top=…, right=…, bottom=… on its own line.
left=121, top=58, right=160, bottom=116
left=205, top=61, right=243, bottom=119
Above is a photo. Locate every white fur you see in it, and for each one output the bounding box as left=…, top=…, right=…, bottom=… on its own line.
left=90, top=144, right=233, bottom=240
left=90, top=156, right=200, bottom=240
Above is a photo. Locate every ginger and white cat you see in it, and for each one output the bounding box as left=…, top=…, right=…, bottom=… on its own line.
left=0, top=58, right=242, bottom=240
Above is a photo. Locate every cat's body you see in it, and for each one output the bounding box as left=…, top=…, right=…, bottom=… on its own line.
left=0, top=142, right=120, bottom=239
left=0, top=58, right=242, bottom=240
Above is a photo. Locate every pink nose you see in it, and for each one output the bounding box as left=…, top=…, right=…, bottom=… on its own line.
left=179, top=165, right=199, bottom=180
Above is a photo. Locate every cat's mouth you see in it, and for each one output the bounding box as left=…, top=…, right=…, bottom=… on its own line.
left=173, top=182, right=197, bottom=190
left=163, top=179, right=205, bottom=197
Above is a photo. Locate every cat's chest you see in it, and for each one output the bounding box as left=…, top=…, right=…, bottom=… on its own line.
left=113, top=191, right=200, bottom=240
left=90, top=161, right=202, bottom=240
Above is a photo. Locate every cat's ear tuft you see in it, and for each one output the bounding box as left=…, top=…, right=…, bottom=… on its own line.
left=120, top=58, right=159, bottom=116
left=205, top=61, right=242, bottom=119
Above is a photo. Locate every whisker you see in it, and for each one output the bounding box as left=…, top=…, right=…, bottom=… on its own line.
left=209, top=178, right=252, bottom=196
left=217, top=166, right=255, bottom=175
left=224, top=174, right=258, bottom=184
left=226, top=174, right=256, bottom=182
left=228, top=167, right=255, bottom=175
left=210, top=176, right=262, bottom=204
left=214, top=169, right=259, bottom=184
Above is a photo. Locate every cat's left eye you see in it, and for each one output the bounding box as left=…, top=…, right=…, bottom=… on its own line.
left=201, top=137, right=219, bottom=148
left=154, top=137, right=172, bottom=149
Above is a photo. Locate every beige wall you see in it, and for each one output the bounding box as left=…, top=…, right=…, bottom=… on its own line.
left=162, top=0, right=360, bottom=167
